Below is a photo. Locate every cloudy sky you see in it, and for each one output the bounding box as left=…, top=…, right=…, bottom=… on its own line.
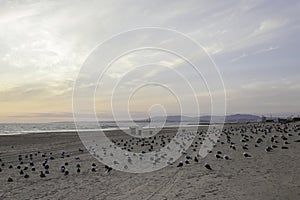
left=0, top=0, right=300, bottom=122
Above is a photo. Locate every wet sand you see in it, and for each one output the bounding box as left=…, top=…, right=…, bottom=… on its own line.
left=0, top=123, right=299, bottom=200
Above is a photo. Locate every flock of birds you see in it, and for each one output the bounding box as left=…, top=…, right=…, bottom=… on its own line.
left=1, top=148, right=113, bottom=183
left=1, top=122, right=299, bottom=183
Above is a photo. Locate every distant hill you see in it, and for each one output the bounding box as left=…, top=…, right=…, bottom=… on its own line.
left=137, top=114, right=261, bottom=123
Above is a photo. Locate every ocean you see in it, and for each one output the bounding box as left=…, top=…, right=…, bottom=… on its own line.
left=0, top=121, right=198, bottom=135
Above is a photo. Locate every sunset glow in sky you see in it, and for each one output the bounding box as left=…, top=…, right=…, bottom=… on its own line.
left=1, top=0, right=300, bottom=122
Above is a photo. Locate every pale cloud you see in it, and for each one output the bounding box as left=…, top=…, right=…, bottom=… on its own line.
left=0, top=0, right=299, bottom=121
left=252, top=18, right=288, bottom=36
left=230, top=45, right=279, bottom=63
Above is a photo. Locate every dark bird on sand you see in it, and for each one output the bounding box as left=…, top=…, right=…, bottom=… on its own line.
left=243, top=152, right=251, bottom=158
left=194, top=156, right=199, bottom=163
left=105, top=165, right=112, bottom=173
left=265, top=146, right=273, bottom=152
left=204, top=163, right=212, bottom=170
left=242, top=146, right=248, bottom=150
left=215, top=154, right=222, bottom=159
left=61, top=166, right=65, bottom=173
left=64, top=170, right=69, bottom=175
left=177, top=162, right=183, bottom=167
left=40, top=171, right=46, bottom=178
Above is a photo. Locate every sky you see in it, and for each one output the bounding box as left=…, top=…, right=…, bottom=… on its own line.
left=0, top=0, right=300, bottom=122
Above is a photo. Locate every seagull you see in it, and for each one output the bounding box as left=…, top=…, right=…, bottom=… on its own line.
left=242, top=146, right=248, bottom=150
left=265, top=146, right=273, bottom=152
left=186, top=156, right=192, bottom=160
left=40, top=171, right=46, bottom=178
left=194, top=156, right=199, bottom=163
left=215, top=154, right=222, bottom=159
left=64, top=170, right=69, bottom=175
left=177, top=162, right=183, bottom=167
left=61, top=166, right=65, bottom=173
left=204, top=163, right=212, bottom=170
left=105, top=165, right=112, bottom=173
left=243, top=152, right=251, bottom=158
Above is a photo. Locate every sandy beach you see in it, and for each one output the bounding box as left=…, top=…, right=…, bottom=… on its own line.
left=0, top=123, right=299, bottom=200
